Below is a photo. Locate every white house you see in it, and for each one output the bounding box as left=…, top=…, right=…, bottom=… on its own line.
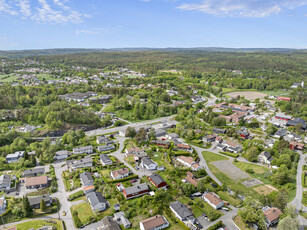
left=6, top=151, right=24, bottom=163
left=0, top=175, right=11, bottom=191
left=141, top=157, right=158, bottom=171
left=111, top=168, right=130, bottom=180
left=86, top=191, right=107, bottom=212
left=203, top=192, right=224, bottom=210
left=258, top=151, right=273, bottom=165
left=73, top=145, right=93, bottom=155
left=54, top=150, right=69, bottom=160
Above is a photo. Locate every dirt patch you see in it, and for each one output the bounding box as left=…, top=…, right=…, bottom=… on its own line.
left=253, top=185, right=277, bottom=195
left=241, top=178, right=263, bottom=187
left=211, top=160, right=250, bottom=181
left=226, top=91, right=267, bottom=100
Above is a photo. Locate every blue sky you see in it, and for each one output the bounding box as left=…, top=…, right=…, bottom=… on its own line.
left=0, top=0, right=307, bottom=49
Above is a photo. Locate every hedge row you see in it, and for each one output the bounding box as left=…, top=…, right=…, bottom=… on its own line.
left=107, top=174, right=139, bottom=183
left=69, top=190, right=84, bottom=201
left=219, top=151, right=238, bottom=158
left=207, top=221, right=223, bottom=230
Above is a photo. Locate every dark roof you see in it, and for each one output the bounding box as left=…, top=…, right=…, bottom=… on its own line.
left=261, top=151, right=273, bottom=162
left=28, top=195, right=51, bottom=206
left=148, top=173, right=166, bottom=186
left=101, top=216, right=121, bottom=230
left=23, top=167, right=45, bottom=176
left=99, top=154, right=112, bottom=163
left=170, top=201, right=193, bottom=220
left=275, top=129, right=287, bottom=137
left=141, top=157, right=156, bottom=167
left=86, top=191, right=107, bottom=207
left=286, top=118, right=307, bottom=129
left=124, top=183, right=149, bottom=196
left=80, top=171, right=93, bottom=185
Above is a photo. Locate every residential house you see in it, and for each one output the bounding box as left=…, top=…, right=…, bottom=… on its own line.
left=6, top=151, right=24, bottom=163
left=237, top=130, right=249, bottom=139
left=126, top=147, right=144, bottom=155
left=258, top=151, right=273, bottom=165
left=150, top=140, right=171, bottom=148
left=169, top=201, right=195, bottom=222
left=274, top=129, right=287, bottom=139
left=23, top=167, right=45, bottom=177
left=73, top=145, right=93, bottom=155
left=202, top=135, right=216, bottom=143
left=212, top=128, right=226, bottom=134
left=28, top=195, right=53, bottom=209
left=155, top=129, right=167, bottom=137
left=114, top=211, right=131, bottom=229
left=275, top=113, right=292, bottom=121
left=55, top=150, right=69, bottom=160
left=123, top=183, right=150, bottom=199
left=86, top=191, right=108, bottom=212
left=140, top=215, right=169, bottom=230
left=176, top=144, right=192, bottom=152
left=134, top=151, right=148, bottom=162
left=111, top=168, right=130, bottom=180
left=286, top=118, right=307, bottom=130
left=177, top=156, right=200, bottom=171
left=277, top=97, right=291, bottom=101
left=97, top=144, right=115, bottom=152
left=185, top=172, right=198, bottom=187
left=147, top=174, right=169, bottom=189
left=67, top=156, right=93, bottom=170
left=0, top=197, right=6, bottom=214
left=98, top=216, right=121, bottom=230
left=165, top=133, right=179, bottom=140
left=0, top=175, right=11, bottom=191
left=216, top=144, right=227, bottom=151
left=80, top=172, right=94, bottom=187
left=99, top=154, right=113, bottom=166
left=83, top=185, right=95, bottom=194
left=290, top=142, right=304, bottom=151
left=25, top=176, right=48, bottom=189
left=203, top=192, right=224, bottom=209
left=263, top=207, right=283, bottom=227
left=97, top=136, right=114, bottom=145
left=141, top=157, right=158, bottom=171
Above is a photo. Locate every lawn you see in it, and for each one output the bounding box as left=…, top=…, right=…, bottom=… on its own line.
left=13, top=219, right=64, bottom=230
left=0, top=73, right=19, bottom=82
left=233, top=215, right=251, bottom=230
left=202, top=151, right=228, bottom=163
left=217, top=191, right=241, bottom=206
left=253, top=185, right=277, bottom=195
left=71, top=202, right=95, bottom=225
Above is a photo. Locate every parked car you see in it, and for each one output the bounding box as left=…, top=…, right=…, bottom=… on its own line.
left=130, top=179, right=137, bottom=183
left=62, top=211, right=66, bottom=216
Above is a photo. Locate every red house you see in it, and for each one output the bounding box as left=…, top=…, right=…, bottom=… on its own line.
left=277, top=97, right=291, bottom=101
left=147, top=173, right=169, bottom=189
left=290, top=142, right=304, bottom=150
left=123, top=183, right=149, bottom=199
left=150, top=140, right=171, bottom=149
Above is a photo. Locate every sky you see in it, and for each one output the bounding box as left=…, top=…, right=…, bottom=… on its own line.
left=0, top=0, right=307, bottom=50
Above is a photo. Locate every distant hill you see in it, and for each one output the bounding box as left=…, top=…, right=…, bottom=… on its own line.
left=1, top=47, right=307, bottom=58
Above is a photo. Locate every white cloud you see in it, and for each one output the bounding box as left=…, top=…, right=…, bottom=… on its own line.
left=0, top=0, right=88, bottom=24
left=75, top=29, right=99, bottom=35
left=177, top=0, right=307, bottom=17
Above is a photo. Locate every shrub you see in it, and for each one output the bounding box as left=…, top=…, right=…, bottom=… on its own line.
left=207, top=221, right=223, bottom=230
left=245, top=168, right=255, bottom=174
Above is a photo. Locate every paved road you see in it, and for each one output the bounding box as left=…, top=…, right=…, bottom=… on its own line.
left=86, top=115, right=176, bottom=137
left=290, top=153, right=307, bottom=229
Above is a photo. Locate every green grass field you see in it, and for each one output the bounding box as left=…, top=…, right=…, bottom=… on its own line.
left=0, top=73, right=19, bottom=82
left=13, top=219, right=64, bottom=230
left=217, top=191, right=241, bottom=206
left=71, top=202, right=95, bottom=225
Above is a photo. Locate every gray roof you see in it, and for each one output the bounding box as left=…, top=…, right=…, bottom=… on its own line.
left=73, top=145, right=93, bottom=152
left=148, top=173, right=166, bottom=186
left=80, top=171, right=93, bottom=185
left=141, top=157, right=156, bottom=167
left=28, top=195, right=51, bottom=206
left=101, top=216, right=121, bottom=230
left=86, top=191, right=107, bottom=208
left=98, top=144, right=115, bottom=151
left=261, top=151, right=273, bottom=162
left=170, top=201, right=193, bottom=220
left=55, top=150, right=68, bottom=156
left=124, top=183, right=149, bottom=196
left=68, top=156, right=93, bottom=166
left=99, top=154, right=112, bottom=164
left=23, top=167, right=45, bottom=177
left=275, top=129, right=287, bottom=137
left=0, top=174, right=11, bottom=188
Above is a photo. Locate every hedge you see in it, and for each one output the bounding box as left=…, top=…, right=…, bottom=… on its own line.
left=69, top=190, right=84, bottom=201
left=177, top=219, right=190, bottom=230
left=207, top=221, right=223, bottom=230
left=219, top=151, right=238, bottom=158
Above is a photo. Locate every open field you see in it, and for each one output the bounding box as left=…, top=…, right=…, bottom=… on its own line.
left=253, top=185, right=277, bottom=195
left=225, top=91, right=267, bottom=100
left=211, top=160, right=250, bottom=181
left=11, top=219, right=64, bottom=230
left=242, top=178, right=263, bottom=187
left=71, top=202, right=95, bottom=225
